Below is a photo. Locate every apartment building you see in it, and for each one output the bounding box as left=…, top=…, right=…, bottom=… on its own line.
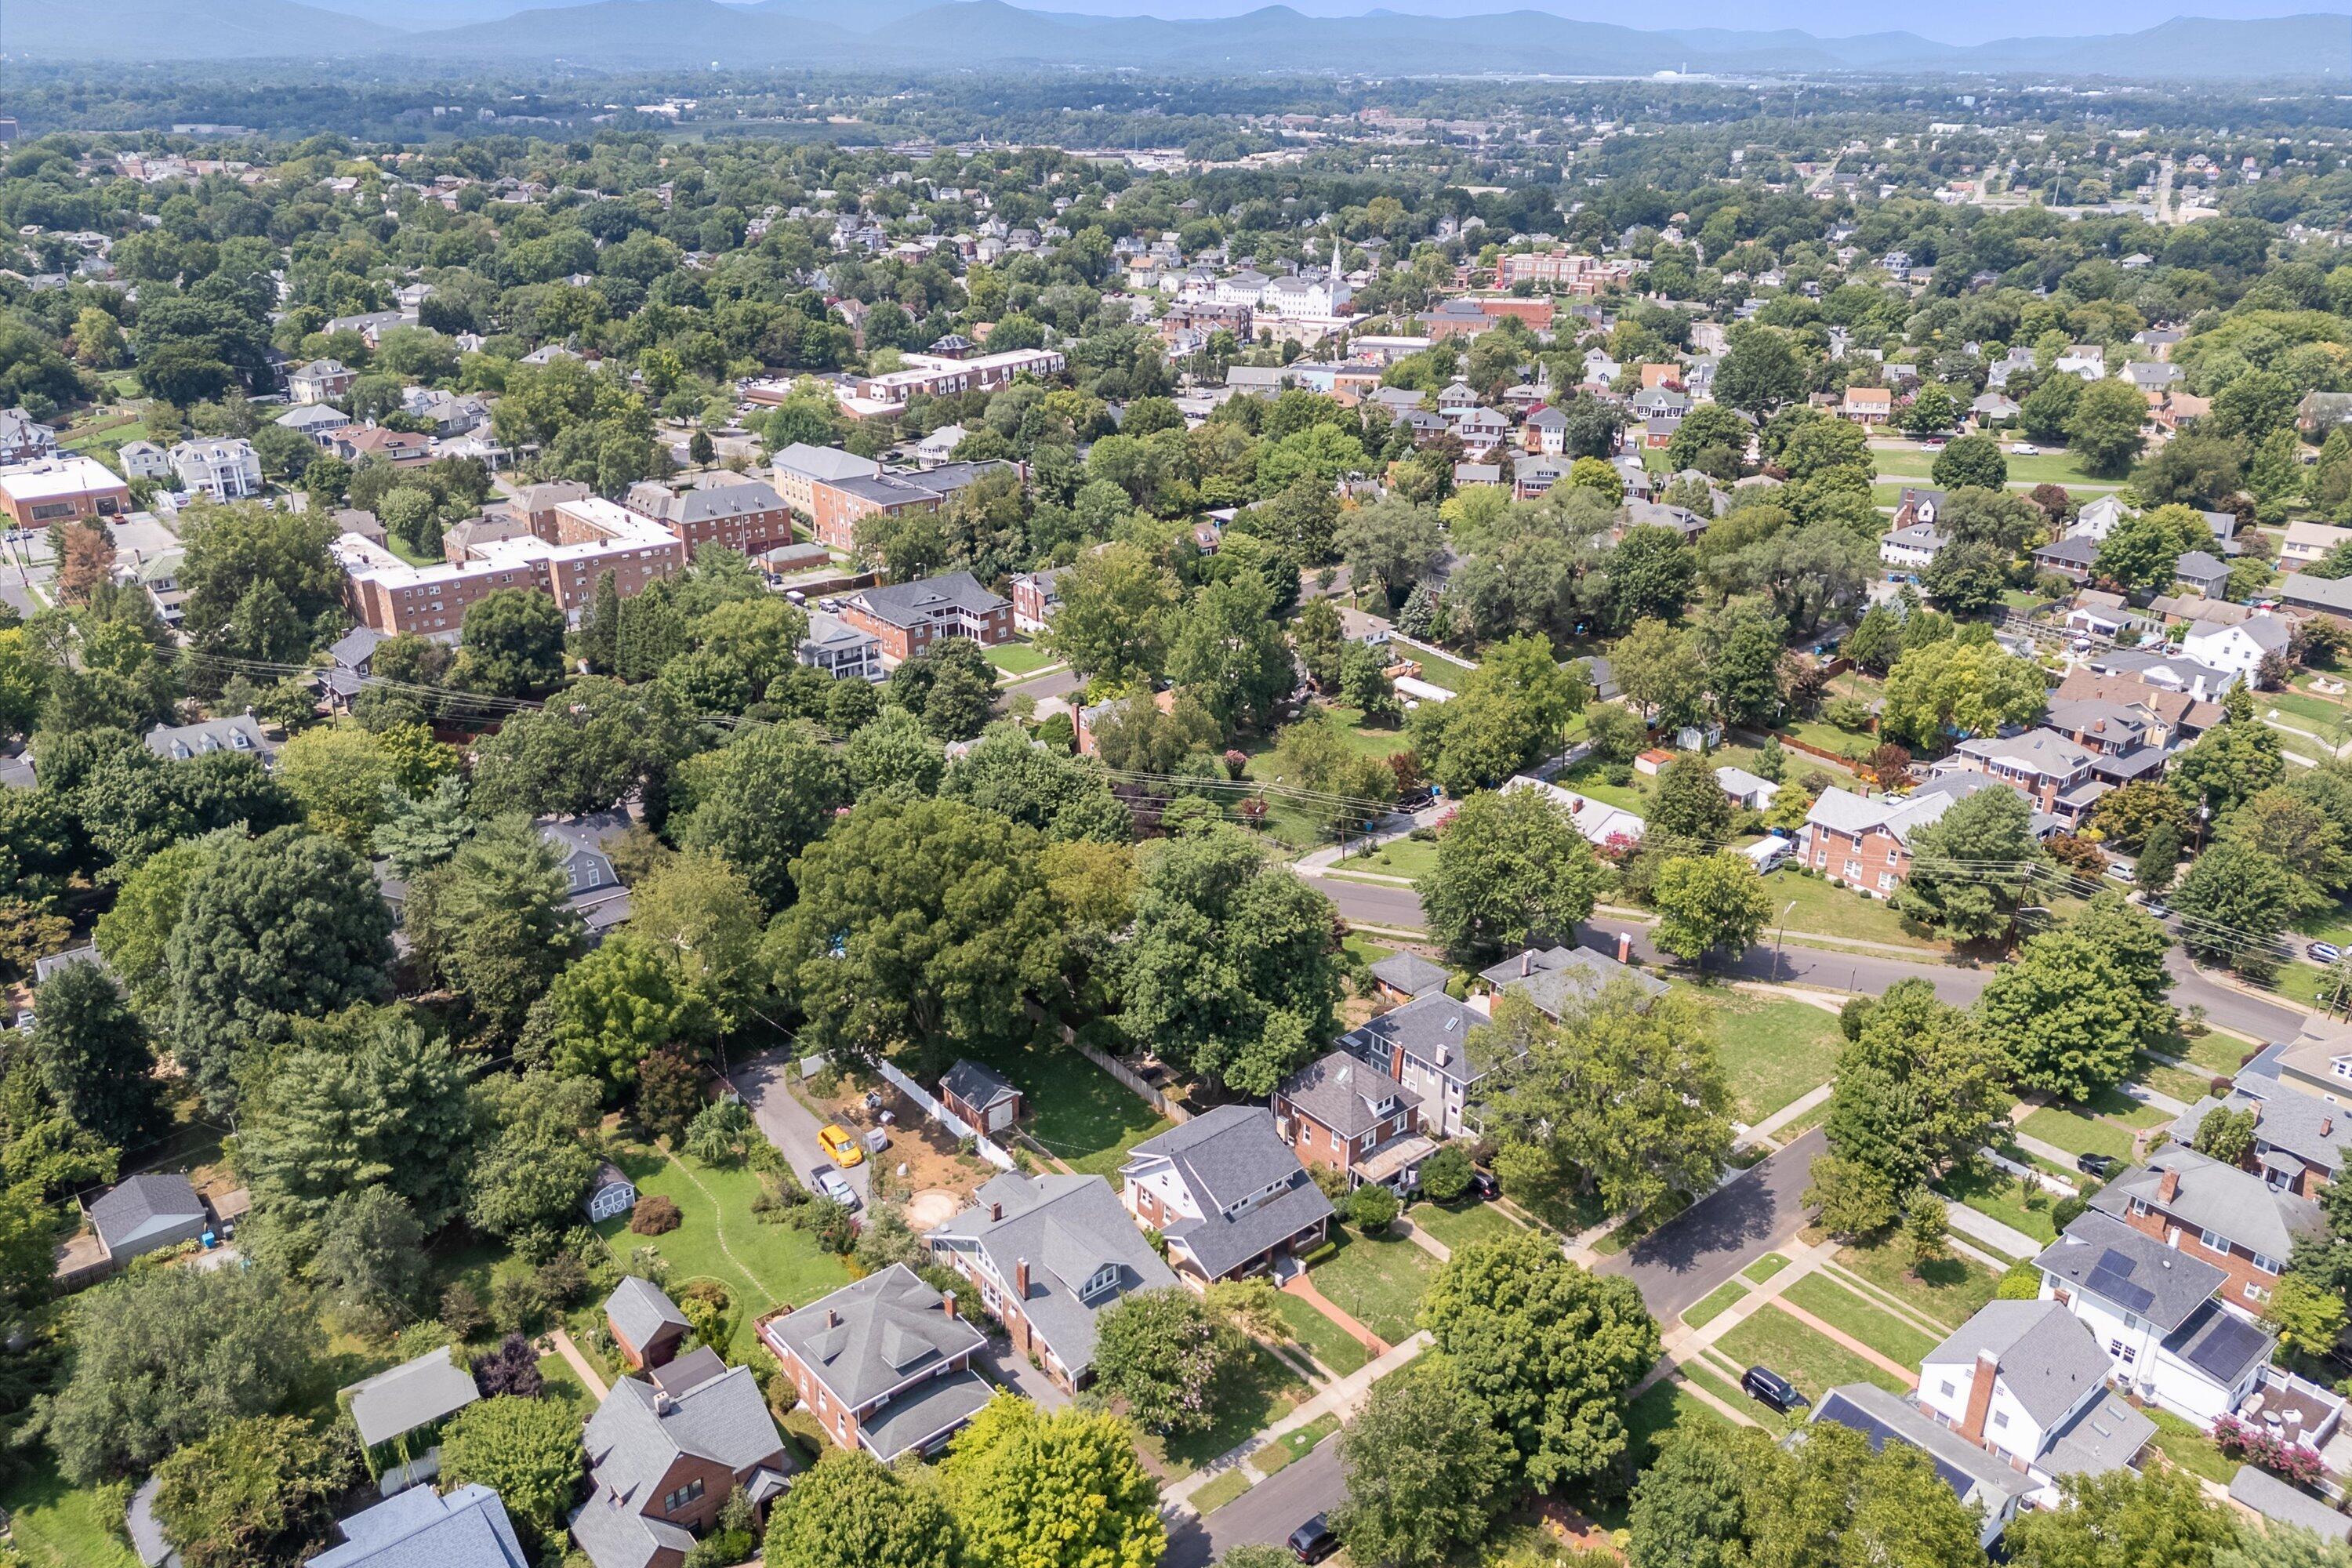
left=838, top=571, right=1012, bottom=663
left=1493, top=249, right=1631, bottom=294
left=624, top=474, right=795, bottom=557
left=837, top=348, right=1065, bottom=419
left=337, top=495, right=684, bottom=635
left=1798, top=775, right=2055, bottom=896
left=771, top=442, right=880, bottom=518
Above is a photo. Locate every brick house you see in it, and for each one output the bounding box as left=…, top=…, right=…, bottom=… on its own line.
left=927, top=1172, right=1176, bottom=1392
left=1367, top=950, right=1450, bottom=1005
left=1120, top=1105, right=1335, bottom=1285
left=569, top=1356, right=793, bottom=1568
left=624, top=474, right=795, bottom=557
left=938, top=1059, right=1022, bottom=1136
left=1798, top=775, right=2055, bottom=896
left=1942, top=728, right=2103, bottom=821
left=1009, top=565, right=1067, bottom=635
left=840, top=572, right=1012, bottom=663
left=605, top=1276, right=691, bottom=1370
left=1272, top=1050, right=1432, bottom=1193
left=760, top=1264, right=993, bottom=1461
left=2089, top=1145, right=2317, bottom=1319
left=2174, top=1058, right=2352, bottom=1201
left=0, top=456, right=130, bottom=530
left=1335, top=993, right=1517, bottom=1141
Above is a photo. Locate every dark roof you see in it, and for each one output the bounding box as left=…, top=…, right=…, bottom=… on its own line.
left=2230, top=1465, right=2352, bottom=1541
left=1337, top=993, right=1508, bottom=1089
left=850, top=572, right=1008, bottom=628
left=2034, top=1212, right=2226, bottom=1332
left=603, top=1276, right=689, bottom=1349
left=2089, top=1144, right=2318, bottom=1263
left=940, top=1059, right=1019, bottom=1114
left=1925, top=1301, right=2111, bottom=1429
left=928, top=1174, right=1177, bottom=1376
left=1123, top=1105, right=1334, bottom=1279
left=1279, top=1051, right=1420, bottom=1141
left=1368, top=950, right=1450, bottom=998
left=764, top=1264, right=986, bottom=1414
left=2163, top=1299, right=2274, bottom=1387
left=856, top=1367, right=996, bottom=1458
left=88, top=1173, right=205, bottom=1255
left=1813, top=1385, right=2033, bottom=1512
left=576, top=1368, right=786, bottom=1568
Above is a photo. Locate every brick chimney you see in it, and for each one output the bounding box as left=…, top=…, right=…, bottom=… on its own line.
left=2157, top=1168, right=2181, bottom=1205
left=826, top=1308, right=840, bottom=1328
left=1015, top=1258, right=1030, bottom=1299
left=989, top=1201, right=1003, bottom=1223
left=1617, top=931, right=1633, bottom=963
left=942, top=1290, right=956, bottom=1319
left=2325, top=1116, right=2335, bottom=1138
left=1958, top=1350, right=2000, bottom=1446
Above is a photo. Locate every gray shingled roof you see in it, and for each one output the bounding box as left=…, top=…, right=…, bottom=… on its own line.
left=764, top=1264, right=985, bottom=1411
left=1123, top=1105, right=1334, bottom=1279
left=2089, top=1144, right=2318, bottom=1265
left=343, top=1344, right=481, bottom=1448
left=1477, top=945, right=1666, bottom=1018
left=2038, top=1389, right=2155, bottom=1479
left=850, top=572, right=1008, bottom=629
left=1337, top=993, right=1512, bottom=1090
left=2175, top=1061, right=2352, bottom=1180
left=577, top=1367, right=784, bottom=1568
left=2230, top=1465, right=2352, bottom=1541
left=314, top=1483, right=528, bottom=1568
left=2034, top=1211, right=2227, bottom=1333
left=603, top=1276, right=689, bottom=1352
left=1925, top=1300, right=2110, bottom=1428
left=1279, top=1051, right=1419, bottom=1142
left=940, top=1059, right=1019, bottom=1115
left=1368, top=950, right=1450, bottom=999
left=928, top=1174, right=1176, bottom=1377
left=89, top=1173, right=205, bottom=1256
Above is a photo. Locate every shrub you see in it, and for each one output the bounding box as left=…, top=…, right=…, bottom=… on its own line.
left=1348, top=1183, right=1401, bottom=1232
left=474, top=1333, right=545, bottom=1399
left=1996, top=1261, right=2042, bottom=1300
left=629, top=1195, right=682, bottom=1235
left=2052, top=1195, right=2091, bottom=1232
left=440, top=1282, right=488, bottom=1341
left=1417, top=1143, right=1475, bottom=1203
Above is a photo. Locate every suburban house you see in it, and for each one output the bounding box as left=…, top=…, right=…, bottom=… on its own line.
left=2281, top=521, right=2352, bottom=574
left=605, top=1276, right=692, bottom=1370
left=1879, top=521, right=1946, bottom=580
left=2086, top=1143, right=2317, bottom=1318
left=839, top=572, right=1014, bottom=664
left=1337, top=993, right=1512, bottom=1140
left=1367, top=950, right=1450, bottom=1005
left=2051, top=670, right=2223, bottom=750
left=116, top=440, right=171, bottom=481
left=84, top=1171, right=209, bottom=1266
left=535, top=811, right=635, bottom=940
left=1120, top=1105, right=1335, bottom=1284
left=2083, top=646, right=2240, bottom=701
left=1500, top=774, right=1646, bottom=851
left=760, top=1264, right=993, bottom=1461
left=2174, top=1058, right=2352, bottom=1201
left=1809, top=1385, right=2037, bottom=1549
left=2032, top=534, right=2103, bottom=583
left=1941, top=728, right=2105, bottom=820
left=927, top=1171, right=1178, bottom=1391
left=571, top=1357, right=793, bottom=1568
left=583, top=1160, right=639, bottom=1223
left=311, top=1484, right=528, bottom=1568
left=1473, top=943, right=1665, bottom=1020
left=0, top=455, right=131, bottom=530
left=1798, top=775, right=2057, bottom=895
left=289, top=358, right=359, bottom=405
left=2042, top=699, right=2172, bottom=789
left=277, top=401, right=352, bottom=448
left=2181, top=614, right=2292, bottom=682
left=341, top=1345, right=481, bottom=1485
left=1840, top=386, right=1893, bottom=424
left=0, top=408, right=56, bottom=464
left=144, top=714, right=276, bottom=766
left=938, top=1059, right=1023, bottom=1136
left=797, top=611, right=884, bottom=684
left=2278, top=571, right=2352, bottom=630
left=2175, top=550, right=2232, bottom=598
left=1272, top=1050, right=1432, bottom=1193
left=1009, top=566, right=1067, bottom=634
left=2242, top=1014, right=2352, bottom=1106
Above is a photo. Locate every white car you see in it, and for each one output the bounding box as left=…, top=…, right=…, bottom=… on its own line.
left=2009, top=441, right=2041, bottom=456
left=813, top=1167, right=860, bottom=1209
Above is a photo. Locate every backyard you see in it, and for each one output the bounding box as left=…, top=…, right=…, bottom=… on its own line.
left=952, top=1040, right=1176, bottom=1178
left=0, top=1460, right=140, bottom=1568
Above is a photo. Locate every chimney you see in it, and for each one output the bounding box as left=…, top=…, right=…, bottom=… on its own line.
left=1958, top=1350, right=1999, bottom=1446
left=1617, top=931, right=1633, bottom=964
left=942, top=1291, right=956, bottom=1319
left=2157, top=1168, right=2180, bottom=1205
left=2325, top=1116, right=2335, bottom=1138
left=826, top=1308, right=840, bottom=1328
left=989, top=1201, right=1003, bottom=1223
left=1521, top=951, right=1532, bottom=977
left=1015, top=1258, right=1030, bottom=1299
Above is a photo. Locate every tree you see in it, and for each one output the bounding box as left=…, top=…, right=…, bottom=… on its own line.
left=1114, top=826, right=1342, bottom=1095
left=2136, top=818, right=2184, bottom=899
left=2171, top=719, right=2285, bottom=822
left=1894, top=785, right=2050, bottom=942
left=526, top=936, right=713, bottom=1101
left=1977, top=896, right=2174, bottom=1100
left=1716, top=325, right=1807, bottom=418
left=1417, top=1230, right=1660, bottom=1489
left=152, top=1414, right=358, bottom=1568
left=466, top=1069, right=601, bottom=1240
left=2194, top=1105, right=2261, bottom=1166
left=1628, top=1424, right=1763, bottom=1568
left=2216, top=1525, right=2352, bottom=1568
left=1421, top=787, right=1605, bottom=965
left=677, top=723, right=848, bottom=911
left=1650, top=754, right=1735, bottom=843
left=1651, top=853, right=1774, bottom=967
left=1331, top=1359, right=1515, bottom=1568
left=764, top=1449, right=956, bottom=1568
left=1922, top=539, right=2012, bottom=615
left=1042, top=542, right=1178, bottom=684
left=629, top=849, right=769, bottom=1027
left=1336, top=495, right=1445, bottom=608
left=844, top=705, right=946, bottom=800
left=1933, top=434, right=2008, bottom=490
left=769, top=797, right=1070, bottom=1065
left=684, top=1096, right=755, bottom=1165
left=1348, top=1181, right=1400, bottom=1231
left=312, top=1185, right=428, bottom=1333
left=942, top=722, right=1130, bottom=844
left=438, top=1395, right=585, bottom=1541
left=2066, top=376, right=2152, bottom=477
left=1613, top=617, right=1708, bottom=730
left=1167, top=566, right=1295, bottom=733
left=1091, top=1286, right=1222, bottom=1436
left=166, top=826, right=396, bottom=1112
left=46, top=1264, right=324, bottom=1483
left=2173, top=840, right=2299, bottom=981
left=405, top=815, right=583, bottom=1037
left=1879, top=637, right=2047, bottom=748
left=1904, top=1197, right=1953, bottom=1272
left=1610, top=526, right=1699, bottom=630
left=2096, top=506, right=2207, bottom=593
left=2005, top=1468, right=2234, bottom=1568
left=27, top=962, right=163, bottom=1149
left=2265, top=1275, right=2350, bottom=1361
left=1419, top=1143, right=1475, bottom=1202
left=1745, top=1420, right=1987, bottom=1568
left=1811, top=979, right=2008, bottom=1232
left=944, top=1395, right=1165, bottom=1568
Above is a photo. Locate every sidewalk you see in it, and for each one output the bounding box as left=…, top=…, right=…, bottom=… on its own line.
left=1745, top=1082, right=1833, bottom=1145
left=1940, top=1198, right=2041, bottom=1261
left=1161, top=1332, right=1432, bottom=1510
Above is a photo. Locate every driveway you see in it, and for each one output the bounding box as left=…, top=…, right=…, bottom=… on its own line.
left=729, top=1047, right=870, bottom=1208
left=976, top=1335, right=1069, bottom=1410
left=1001, top=664, right=1083, bottom=705
left=1596, top=1127, right=1826, bottom=1323
left=1162, top=1436, right=1341, bottom=1568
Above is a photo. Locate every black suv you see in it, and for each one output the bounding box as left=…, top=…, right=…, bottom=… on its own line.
left=1742, top=1365, right=1806, bottom=1414
left=1288, top=1515, right=1339, bottom=1563
left=2077, top=1153, right=2121, bottom=1178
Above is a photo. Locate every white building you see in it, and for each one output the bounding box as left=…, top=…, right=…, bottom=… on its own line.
left=115, top=440, right=172, bottom=482
left=2180, top=612, right=2292, bottom=681
left=1880, top=521, right=1947, bottom=577
left=167, top=438, right=263, bottom=502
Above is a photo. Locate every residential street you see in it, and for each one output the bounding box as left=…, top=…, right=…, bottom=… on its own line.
left=1596, top=1127, right=1827, bottom=1321
left=1162, top=1440, right=1341, bottom=1568
left=728, top=1047, right=872, bottom=1208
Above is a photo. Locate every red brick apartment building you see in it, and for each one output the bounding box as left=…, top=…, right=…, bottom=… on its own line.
left=839, top=571, right=1012, bottom=662
left=624, top=474, right=795, bottom=556
left=2096, top=1147, right=2317, bottom=1316
left=337, top=494, right=684, bottom=635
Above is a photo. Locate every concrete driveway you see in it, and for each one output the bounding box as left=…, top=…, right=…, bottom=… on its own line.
left=729, top=1047, right=871, bottom=1208
left=976, top=1336, right=1069, bottom=1410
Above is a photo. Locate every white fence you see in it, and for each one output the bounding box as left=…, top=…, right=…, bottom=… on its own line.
left=874, top=1062, right=1018, bottom=1172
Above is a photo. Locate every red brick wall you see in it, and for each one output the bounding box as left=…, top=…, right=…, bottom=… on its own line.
left=2115, top=1203, right=2284, bottom=1313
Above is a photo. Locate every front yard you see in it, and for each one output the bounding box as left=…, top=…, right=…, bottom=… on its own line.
left=1693, top=989, right=1846, bottom=1124
left=1409, top=1196, right=1522, bottom=1254
left=1333, top=834, right=1441, bottom=881
left=1717, top=1306, right=1911, bottom=1402
left=1308, top=1222, right=1441, bottom=1345
left=1138, top=1341, right=1316, bottom=1478
left=1757, top=872, right=1946, bottom=951
left=984, top=639, right=1058, bottom=676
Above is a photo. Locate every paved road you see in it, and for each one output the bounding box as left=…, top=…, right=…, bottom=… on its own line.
left=728, top=1047, right=871, bottom=1208
left=1163, top=1439, right=1341, bottom=1568
left=1319, top=879, right=2305, bottom=1041
left=1597, top=1127, right=1827, bottom=1321
left=1002, top=664, right=1083, bottom=704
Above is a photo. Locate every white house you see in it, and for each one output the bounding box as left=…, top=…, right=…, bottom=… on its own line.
left=1500, top=774, right=1645, bottom=850
left=167, top=438, right=263, bottom=501
left=2281, top=521, right=2352, bottom=574
left=2068, top=494, right=2132, bottom=542
left=1880, top=522, right=1947, bottom=579
left=115, top=440, right=171, bottom=482
left=2180, top=613, right=2292, bottom=681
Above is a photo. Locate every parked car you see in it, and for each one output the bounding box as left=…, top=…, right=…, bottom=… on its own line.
left=1469, top=1167, right=1501, bottom=1200
left=1287, top=1515, right=1340, bottom=1563
left=2311, top=942, right=2343, bottom=966
left=2078, top=1152, right=2121, bottom=1178
left=813, top=1167, right=860, bottom=1209
left=2010, top=441, right=2041, bottom=456
left=817, top=1123, right=866, bottom=1167
left=2140, top=898, right=2173, bottom=920
left=1742, top=1366, right=1805, bottom=1414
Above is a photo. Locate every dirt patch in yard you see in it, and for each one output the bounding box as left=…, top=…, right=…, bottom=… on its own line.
left=907, top=1189, right=964, bottom=1232
left=797, top=1074, right=996, bottom=1210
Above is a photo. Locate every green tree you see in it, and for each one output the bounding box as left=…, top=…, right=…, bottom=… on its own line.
left=676, top=722, right=849, bottom=911
left=311, top=1185, right=428, bottom=1332
left=1628, top=1424, right=1764, bottom=1568
left=152, top=1414, right=358, bottom=1568
left=2136, top=818, right=2184, bottom=899
left=437, top=1395, right=586, bottom=1541
left=1044, top=542, right=1178, bottom=684
left=1421, top=787, right=1606, bottom=965
left=1880, top=637, right=2047, bottom=748
left=843, top=705, right=946, bottom=800
left=2005, top=1468, right=2234, bottom=1568
left=2171, top=719, right=2286, bottom=822
left=405, top=816, right=584, bottom=1038
left=1977, top=896, right=2173, bottom=1099
left=27, top=962, right=162, bottom=1149
left=1747, top=1420, right=1987, bottom=1568
left=454, top=588, right=568, bottom=698
left=763, top=1450, right=956, bottom=1568
left=166, top=826, right=397, bottom=1113
left=1091, top=1286, right=1222, bottom=1436
left=1933, top=434, right=2008, bottom=490
left=2172, top=840, right=2299, bottom=982
left=1331, top=1359, right=1515, bottom=1568
left=2066, top=376, right=2152, bottom=477
left=1811, top=979, right=2007, bottom=1233
left=629, top=849, right=768, bottom=1027
left=1417, top=1230, right=1660, bottom=1490
left=1168, top=566, right=1295, bottom=733
left=1715, top=325, right=1808, bottom=418
left=1609, top=525, right=1699, bottom=630
left=2264, top=1275, right=2350, bottom=1360
left=466, top=1069, right=601, bottom=1240
left=1649, top=754, right=1735, bottom=843
left=1651, top=852, right=1774, bottom=967
left=941, top=722, right=1130, bottom=844
left=1893, top=786, right=2051, bottom=942
left=944, top=1395, right=1165, bottom=1568
left=525, top=936, right=713, bottom=1101
left=1613, top=616, right=1708, bottom=728
left=2194, top=1105, right=2261, bottom=1166
left=1336, top=495, right=1445, bottom=608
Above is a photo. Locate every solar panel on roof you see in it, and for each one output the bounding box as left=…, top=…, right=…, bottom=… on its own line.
left=2183, top=1313, right=2270, bottom=1381
left=2084, top=1251, right=2155, bottom=1314
left=1815, top=1396, right=1977, bottom=1502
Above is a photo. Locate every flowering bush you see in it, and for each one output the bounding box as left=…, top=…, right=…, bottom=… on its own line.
left=2214, top=1415, right=2327, bottom=1485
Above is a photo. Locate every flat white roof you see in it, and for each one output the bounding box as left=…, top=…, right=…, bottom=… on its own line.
left=0, top=456, right=127, bottom=500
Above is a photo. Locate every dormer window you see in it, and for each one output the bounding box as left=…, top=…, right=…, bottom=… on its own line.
left=1078, top=1262, right=1120, bottom=1301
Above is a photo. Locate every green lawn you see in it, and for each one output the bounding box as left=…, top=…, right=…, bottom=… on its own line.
left=0, top=1458, right=140, bottom=1568
left=1695, top=990, right=1846, bottom=1123
left=1309, top=1222, right=1442, bottom=1345
left=2292, top=898, right=2352, bottom=949
left=2132, top=1056, right=2219, bottom=1108
left=592, top=1145, right=854, bottom=1360
left=1683, top=1280, right=1749, bottom=1329
left=1760, top=873, right=1945, bottom=950
left=1870, top=445, right=2122, bottom=490
left=2170, top=1027, right=2257, bottom=1079
left=1191, top=1469, right=1254, bottom=1512
left=1334, top=835, right=1440, bottom=881
left=2147, top=1406, right=2236, bottom=1484
left=1145, top=1342, right=1315, bottom=1476
left=2263, top=688, right=2352, bottom=735
left=1935, top=1163, right=2058, bottom=1249
left=1777, top=720, right=1875, bottom=764
left=1552, top=758, right=1649, bottom=815
left=1744, top=1252, right=1791, bottom=1284
left=949, top=1042, right=1174, bottom=1177
left=1780, top=1274, right=1940, bottom=1368
left=1831, top=1239, right=1998, bottom=1330
left=1257, top=1414, right=1338, bottom=1475
left=1407, top=650, right=1478, bottom=693
left=984, top=640, right=1057, bottom=676
left=1270, top=1287, right=1369, bottom=1376
left=1409, top=1197, right=1521, bottom=1254
left=1682, top=1358, right=1797, bottom=1435
left=538, top=1351, right=596, bottom=1420
left=2019, top=1105, right=2135, bottom=1163
left=1718, top=1307, right=1912, bottom=1401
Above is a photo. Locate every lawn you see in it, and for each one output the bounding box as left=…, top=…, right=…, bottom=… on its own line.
left=1869, top=445, right=2122, bottom=491
left=1718, top=1307, right=1912, bottom=1401
left=538, top=1351, right=597, bottom=1420
left=1334, top=835, right=1440, bottom=881
left=1191, top=1469, right=1254, bottom=1512
left=1744, top=1252, right=1791, bottom=1284
left=1257, top=1413, right=1338, bottom=1475
left=2132, top=1056, right=2218, bottom=1108
left=1683, top=1280, right=1748, bottom=1329
left=1552, top=758, right=1649, bottom=815
left=1777, top=719, right=1875, bottom=764
left=1410, top=1197, right=1521, bottom=1253
left=984, top=640, right=1057, bottom=676
left=952, top=1042, right=1174, bottom=1177
left=1694, top=990, right=1846, bottom=1123
left=1145, top=1342, right=1315, bottom=1476
left=1309, top=1222, right=1441, bottom=1345
left=2019, top=1105, right=2135, bottom=1163
left=1935, top=1163, right=2058, bottom=1249
left=1271, top=1287, right=1370, bottom=1376
left=1682, top=1357, right=1797, bottom=1435
left=1780, top=1274, right=1940, bottom=1368
left=1831, top=1239, right=1998, bottom=1330
left=2169, top=1027, right=2258, bottom=1079
left=1407, top=650, right=1478, bottom=693
left=2147, top=1406, right=2236, bottom=1484
left=2263, top=688, right=2351, bottom=736
left=0, top=1457, right=140, bottom=1568
left=1762, top=873, right=1944, bottom=950
left=591, top=1145, right=854, bottom=1360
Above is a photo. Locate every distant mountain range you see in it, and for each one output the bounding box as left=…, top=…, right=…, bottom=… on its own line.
left=6, top=0, right=2349, bottom=79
